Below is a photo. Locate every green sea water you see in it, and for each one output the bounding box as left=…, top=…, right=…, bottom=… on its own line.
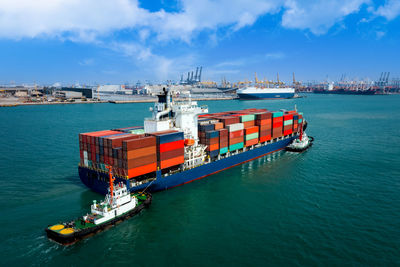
left=1, top=94, right=399, bottom=266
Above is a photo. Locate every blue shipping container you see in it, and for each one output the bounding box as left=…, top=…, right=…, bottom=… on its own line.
left=156, top=131, right=184, bottom=144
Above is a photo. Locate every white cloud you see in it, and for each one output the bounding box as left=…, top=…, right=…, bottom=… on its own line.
left=1, top=0, right=399, bottom=81
left=375, top=0, right=400, bottom=20
left=0, top=0, right=150, bottom=40
left=79, top=58, right=94, bottom=66
left=281, top=0, right=370, bottom=34
left=265, top=52, right=285, bottom=59
left=375, top=30, right=386, bottom=39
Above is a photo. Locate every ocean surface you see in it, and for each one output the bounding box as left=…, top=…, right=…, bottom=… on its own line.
left=0, top=94, right=399, bottom=266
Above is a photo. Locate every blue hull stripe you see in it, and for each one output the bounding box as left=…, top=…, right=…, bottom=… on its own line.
left=238, top=93, right=294, bottom=99
left=79, top=136, right=296, bottom=195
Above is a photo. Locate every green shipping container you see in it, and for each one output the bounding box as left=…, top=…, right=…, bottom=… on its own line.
left=240, top=114, right=255, bottom=122
left=245, top=132, right=259, bottom=141
left=88, top=160, right=93, bottom=167
left=284, top=120, right=293, bottom=126
left=272, top=112, right=284, bottom=118
left=220, top=147, right=228, bottom=154
left=229, top=142, right=244, bottom=151
left=298, top=119, right=303, bottom=123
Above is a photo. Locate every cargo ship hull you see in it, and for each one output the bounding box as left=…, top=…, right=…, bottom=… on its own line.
left=237, top=92, right=295, bottom=99
left=313, top=89, right=376, bottom=95
left=79, top=135, right=297, bottom=195
left=236, top=87, right=295, bottom=100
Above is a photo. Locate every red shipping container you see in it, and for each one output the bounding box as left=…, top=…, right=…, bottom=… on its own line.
left=272, top=117, right=283, bottom=123
left=284, top=114, right=293, bottom=120
left=259, top=135, right=271, bottom=142
left=273, top=122, right=283, bottom=128
left=245, top=126, right=259, bottom=135
left=229, top=130, right=244, bottom=138
left=245, top=138, right=258, bottom=147
left=159, top=156, right=184, bottom=169
left=284, top=129, right=293, bottom=136
left=159, top=139, right=184, bottom=153
left=220, top=141, right=228, bottom=148
left=159, top=147, right=184, bottom=161
left=127, top=162, right=157, bottom=178
left=256, top=119, right=272, bottom=126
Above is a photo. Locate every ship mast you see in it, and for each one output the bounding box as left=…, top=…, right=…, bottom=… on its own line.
left=106, top=166, right=115, bottom=204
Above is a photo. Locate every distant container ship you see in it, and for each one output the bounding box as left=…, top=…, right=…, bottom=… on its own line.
left=78, top=89, right=307, bottom=195
left=313, top=88, right=376, bottom=95
left=237, top=86, right=295, bottom=100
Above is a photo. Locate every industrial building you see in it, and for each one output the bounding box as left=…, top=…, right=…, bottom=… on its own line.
left=55, top=91, right=83, bottom=99
left=61, top=87, right=93, bottom=98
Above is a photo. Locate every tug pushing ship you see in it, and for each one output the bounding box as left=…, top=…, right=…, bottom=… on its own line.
left=78, top=88, right=310, bottom=195
left=46, top=167, right=151, bottom=245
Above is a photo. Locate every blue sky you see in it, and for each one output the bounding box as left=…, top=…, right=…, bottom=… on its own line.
left=0, top=0, right=399, bottom=85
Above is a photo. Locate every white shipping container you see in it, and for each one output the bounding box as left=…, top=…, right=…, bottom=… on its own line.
left=227, top=123, right=244, bottom=132
left=83, top=151, right=88, bottom=160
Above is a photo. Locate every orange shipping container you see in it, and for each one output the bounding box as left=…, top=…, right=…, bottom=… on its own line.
left=126, top=154, right=157, bottom=169
left=207, top=143, right=219, bottom=151
left=245, top=126, right=259, bottom=135
left=127, top=162, right=157, bottom=178
left=159, top=156, right=184, bottom=169
left=243, top=121, right=255, bottom=128
left=245, top=138, right=258, bottom=147
left=214, top=122, right=224, bottom=130
left=126, top=146, right=156, bottom=160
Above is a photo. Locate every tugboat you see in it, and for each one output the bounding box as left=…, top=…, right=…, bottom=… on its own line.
left=45, top=166, right=152, bottom=245
left=285, top=121, right=314, bottom=152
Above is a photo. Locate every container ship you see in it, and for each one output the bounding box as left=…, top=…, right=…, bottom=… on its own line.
left=236, top=86, right=295, bottom=100
left=313, top=88, right=376, bottom=95
left=78, top=89, right=306, bottom=195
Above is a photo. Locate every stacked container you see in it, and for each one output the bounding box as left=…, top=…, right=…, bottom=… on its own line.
left=122, top=136, right=157, bottom=177
left=227, top=123, right=244, bottom=151
left=205, top=130, right=219, bottom=158
left=150, top=131, right=185, bottom=170
left=240, top=114, right=256, bottom=128
left=79, top=130, right=121, bottom=168
left=283, top=113, right=293, bottom=136
left=256, top=112, right=272, bottom=142
left=198, top=123, right=215, bottom=145
left=216, top=116, right=240, bottom=127
left=272, top=111, right=284, bottom=139
left=293, top=114, right=299, bottom=133
left=218, top=128, right=228, bottom=154
left=244, top=126, right=259, bottom=147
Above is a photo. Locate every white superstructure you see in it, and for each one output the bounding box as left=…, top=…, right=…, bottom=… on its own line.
left=84, top=183, right=138, bottom=225
left=144, top=88, right=209, bottom=169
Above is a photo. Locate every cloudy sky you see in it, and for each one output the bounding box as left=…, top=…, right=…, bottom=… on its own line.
left=0, top=0, right=399, bottom=84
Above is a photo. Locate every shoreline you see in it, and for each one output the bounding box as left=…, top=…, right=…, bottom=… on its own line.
left=0, top=96, right=237, bottom=107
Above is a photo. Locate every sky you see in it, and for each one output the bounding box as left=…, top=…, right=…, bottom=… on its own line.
left=0, top=0, right=399, bottom=85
